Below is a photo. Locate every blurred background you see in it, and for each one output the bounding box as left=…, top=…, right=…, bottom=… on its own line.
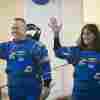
left=0, top=0, right=100, bottom=100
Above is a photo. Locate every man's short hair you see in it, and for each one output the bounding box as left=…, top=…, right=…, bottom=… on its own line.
left=14, top=18, right=26, bottom=24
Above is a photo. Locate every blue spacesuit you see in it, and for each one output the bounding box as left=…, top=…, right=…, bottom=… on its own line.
left=0, top=38, right=51, bottom=100
left=54, top=38, right=100, bottom=100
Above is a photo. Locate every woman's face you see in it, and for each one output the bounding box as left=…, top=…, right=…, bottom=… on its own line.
left=82, top=28, right=96, bottom=46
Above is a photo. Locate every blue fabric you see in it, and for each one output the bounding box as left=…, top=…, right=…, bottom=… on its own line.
left=55, top=47, right=100, bottom=98
left=9, top=95, right=40, bottom=100
left=0, top=38, right=51, bottom=99
left=42, top=62, right=51, bottom=80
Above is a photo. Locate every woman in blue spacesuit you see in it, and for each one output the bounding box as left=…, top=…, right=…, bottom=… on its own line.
left=49, top=17, right=100, bottom=100
left=0, top=18, right=52, bottom=100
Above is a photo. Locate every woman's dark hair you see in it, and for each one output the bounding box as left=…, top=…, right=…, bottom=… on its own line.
left=77, top=24, right=100, bottom=51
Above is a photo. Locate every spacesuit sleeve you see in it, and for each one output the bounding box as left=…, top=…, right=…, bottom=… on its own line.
left=53, top=34, right=72, bottom=60
left=54, top=43, right=80, bottom=65
left=0, top=42, right=7, bottom=59
left=32, top=42, right=52, bottom=87
left=55, top=46, right=74, bottom=63
left=39, top=45, right=52, bottom=88
left=39, top=46, right=52, bottom=81
left=53, top=34, right=77, bottom=64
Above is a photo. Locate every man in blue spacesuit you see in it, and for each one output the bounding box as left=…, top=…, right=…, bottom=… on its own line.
left=0, top=18, right=51, bottom=100
left=49, top=17, right=100, bottom=100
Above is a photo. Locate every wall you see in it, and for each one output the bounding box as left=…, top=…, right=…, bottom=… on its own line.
left=0, top=0, right=25, bottom=41
left=83, top=0, right=100, bottom=26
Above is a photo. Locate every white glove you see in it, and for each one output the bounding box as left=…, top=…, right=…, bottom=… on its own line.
left=40, top=87, right=50, bottom=100
left=48, top=17, right=62, bottom=34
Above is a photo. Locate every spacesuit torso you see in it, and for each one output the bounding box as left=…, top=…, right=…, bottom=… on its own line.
left=54, top=47, right=100, bottom=99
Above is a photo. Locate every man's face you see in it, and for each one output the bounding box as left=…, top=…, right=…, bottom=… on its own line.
left=11, top=20, right=26, bottom=38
